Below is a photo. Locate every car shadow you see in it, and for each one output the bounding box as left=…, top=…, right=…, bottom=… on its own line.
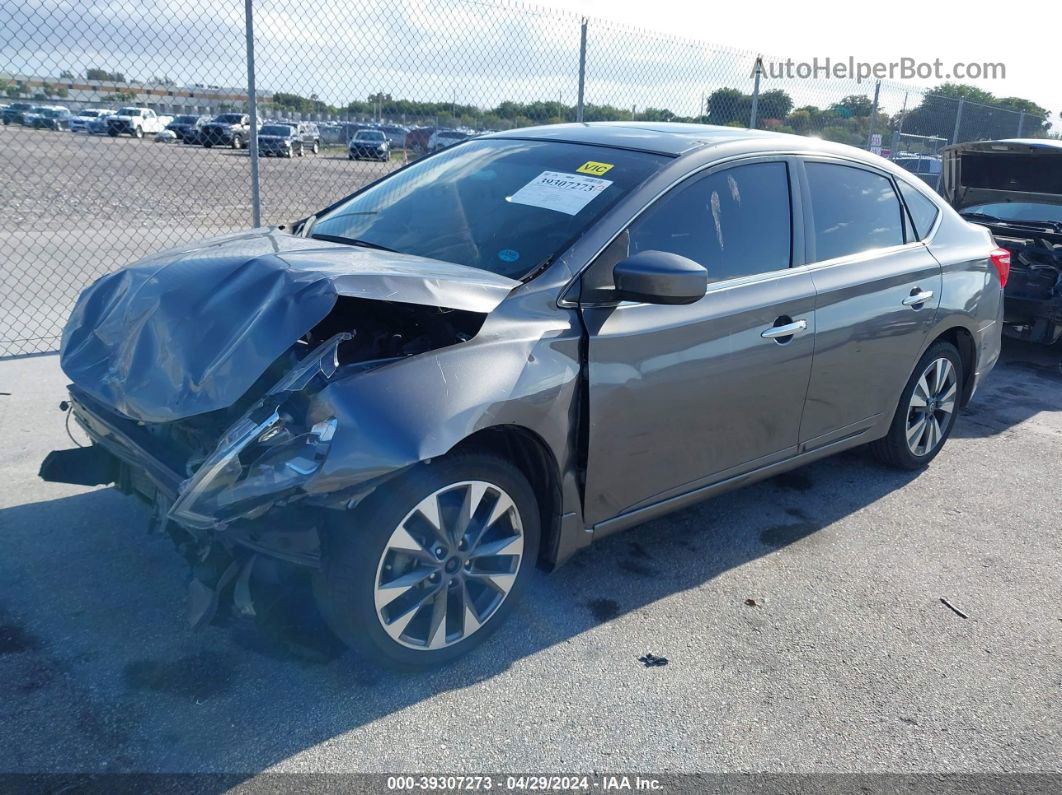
left=1, top=446, right=918, bottom=775
left=952, top=337, right=1062, bottom=439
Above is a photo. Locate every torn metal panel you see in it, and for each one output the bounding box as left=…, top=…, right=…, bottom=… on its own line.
left=59, top=228, right=518, bottom=423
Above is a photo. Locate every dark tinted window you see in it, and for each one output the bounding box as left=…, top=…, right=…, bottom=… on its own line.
left=628, top=162, right=791, bottom=283
left=897, top=180, right=940, bottom=240
left=806, top=162, right=904, bottom=261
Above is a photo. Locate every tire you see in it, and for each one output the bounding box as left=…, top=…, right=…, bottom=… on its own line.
left=311, top=140, right=319, bottom=154
left=133, top=126, right=143, bottom=139
left=869, top=340, right=963, bottom=470
left=231, top=135, right=243, bottom=150
left=313, top=452, right=541, bottom=669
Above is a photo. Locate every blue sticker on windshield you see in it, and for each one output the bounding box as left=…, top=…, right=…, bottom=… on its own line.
left=498, top=248, right=519, bottom=263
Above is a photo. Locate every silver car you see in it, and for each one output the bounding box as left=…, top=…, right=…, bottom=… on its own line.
left=44, top=123, right=1003, bottom=668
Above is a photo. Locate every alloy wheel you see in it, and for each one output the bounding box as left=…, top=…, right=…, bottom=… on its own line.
left=373, top=480, right=524, bottom=650
left=905, top=357, right=958, bottom=457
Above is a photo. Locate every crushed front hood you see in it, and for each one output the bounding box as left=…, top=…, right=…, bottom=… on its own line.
left=60, top=228, right=518, bottom=423
left=941, top=139, right=1062, bottom=212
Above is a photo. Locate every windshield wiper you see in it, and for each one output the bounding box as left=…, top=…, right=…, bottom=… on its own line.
left=308, top=233, right=397, bottom=252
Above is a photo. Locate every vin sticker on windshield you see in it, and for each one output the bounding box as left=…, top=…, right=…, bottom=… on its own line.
left=508, top=171, right=613, bottom=216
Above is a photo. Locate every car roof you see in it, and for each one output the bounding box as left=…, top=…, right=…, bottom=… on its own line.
left=481, top=121, right=895, bottom=162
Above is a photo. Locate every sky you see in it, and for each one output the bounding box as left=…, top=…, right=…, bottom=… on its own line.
left=552, top=0, right=1059, bottom=125
left=3, top=0, right=1056, bottom=130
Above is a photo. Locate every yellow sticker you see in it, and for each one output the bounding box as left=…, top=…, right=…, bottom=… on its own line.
left=576, top=161, right=614, bottom=176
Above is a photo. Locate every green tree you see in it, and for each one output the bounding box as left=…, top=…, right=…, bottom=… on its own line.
left=86, top=68, right=126, bottom=82
left=706, top=88, right=749, bottom=125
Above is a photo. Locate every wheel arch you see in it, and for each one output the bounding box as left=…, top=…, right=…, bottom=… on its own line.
left=929, top=325, right=977, bottom=407
left=448, top=425, right=563, bottom=571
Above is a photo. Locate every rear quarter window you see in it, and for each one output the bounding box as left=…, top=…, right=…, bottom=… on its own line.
left=896, top=179, right=940, bottom=240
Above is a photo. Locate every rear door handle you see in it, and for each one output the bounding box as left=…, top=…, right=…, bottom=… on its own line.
left=902, top=289, right=934, bottom=307
left=761, top=319, right=808, bottom=340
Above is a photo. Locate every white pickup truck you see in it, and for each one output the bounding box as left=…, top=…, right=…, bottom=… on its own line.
left=105, top=107, right=173, bottom=139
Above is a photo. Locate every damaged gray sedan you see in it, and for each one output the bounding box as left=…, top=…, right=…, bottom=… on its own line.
left=42, top=123, right=1004, bottom=668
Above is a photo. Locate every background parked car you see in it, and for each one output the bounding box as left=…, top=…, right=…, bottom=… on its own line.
left=427, top=128, right=471, bottom=153
left=404, top=125, right=437, bottom=152
left=165, top=114, right=210, bottom=143
left=69, top=109, right=112, bottom=133
left=35, top=107, right=74, bottom=130
left=257, top=123, right=314, bottom=157
left=2, top=102, right=33, bottom=125
left=378, top=124, right=409, bottom=148
left=893, top=154, right=942, bottom=188
left=348, top=128, right=390, bottom=161
left=106, top=107, right=171, bottom=138
left=200, top=113, right=258, bottom=149
left=20, top=106, right=53, bottom=127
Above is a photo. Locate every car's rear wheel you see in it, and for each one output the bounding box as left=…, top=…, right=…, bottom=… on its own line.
left=231, top=134, right=243, bottom=149
left=133, top=126, right=143, bottom=139
left=313, top=452, right=540, bottom=669
left=312, top=140, right=320, bottom=154
left=870, top=340, right=963, bottom=469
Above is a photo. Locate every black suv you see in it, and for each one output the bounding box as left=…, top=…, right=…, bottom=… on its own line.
left=200, top=113, right=256, bottom=149
left=2, top=102, right=33, bottom=125
left=166, top=114, right=209, bottom=143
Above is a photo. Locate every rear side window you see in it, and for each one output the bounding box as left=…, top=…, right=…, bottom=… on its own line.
left=628, top=161, right=792, bottom=283
left=805, top=162, right=904, bottom=261
left=897, top=179, right=940, bottom=240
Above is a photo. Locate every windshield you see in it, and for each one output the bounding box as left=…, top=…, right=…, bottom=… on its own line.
left=310, top=138, right=668, bottom=279
left=260, top=125, right=294, bottom=136
left=214, top=114, right=243, bottom=124
left=117, top=108, right=140, bottom=116
left=80, top=110, right=102, bottom=118
left=964, top=202, right=1062, bottom=224
left=355, top=131, right=385, bottom=141
left=173, top=115, right=198, bottom=123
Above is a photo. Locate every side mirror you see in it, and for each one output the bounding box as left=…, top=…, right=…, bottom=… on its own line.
left=613, top=250, right=708, bottom=305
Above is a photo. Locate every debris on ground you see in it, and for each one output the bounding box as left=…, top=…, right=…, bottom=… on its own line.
left=745, top=598, right=759, bottom=607
left=940, top=597, right=969, bottom=619
left=638, top=653, right=668, bottom=667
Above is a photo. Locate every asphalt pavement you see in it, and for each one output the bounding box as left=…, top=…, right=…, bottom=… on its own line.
left=1, top=340, right=1059, bottom=776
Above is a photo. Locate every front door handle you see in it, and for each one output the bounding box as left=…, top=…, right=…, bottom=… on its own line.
left=902, top=289, right=934, bottom=307
left=761, top=318, right=808, bottom=341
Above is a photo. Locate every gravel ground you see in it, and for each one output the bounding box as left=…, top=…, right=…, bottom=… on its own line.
left=0, top=126, right=400, bottom=354
left=1, top=340, right=1060, bottom=777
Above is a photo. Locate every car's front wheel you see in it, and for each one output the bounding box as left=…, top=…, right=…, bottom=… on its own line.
left=311, top=140, right=320, bottom=154
left=231, top=134, right=243, bottom=149
left=314, top=452, right=540, bottom=669
left=870, top=340, right=963, bottom=469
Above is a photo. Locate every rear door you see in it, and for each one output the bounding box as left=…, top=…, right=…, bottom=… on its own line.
left=581, top=158, right=817, bottom=525
left=796, top=158, right=942, bottom=448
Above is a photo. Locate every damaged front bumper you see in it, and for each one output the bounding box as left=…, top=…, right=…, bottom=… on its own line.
left=41, top=334, right=359, bottom=566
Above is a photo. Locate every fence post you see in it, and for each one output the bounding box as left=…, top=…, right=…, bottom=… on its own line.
left=244, top=0, right=261, bottom=228
left=951, top=97, right=965, bottom=145
left=576, top=18, right=587, bottom=123
left=891, top=91, right=909, bottom=155
left=865, top=80, right=881, bottom=151
left=1016, top=110, right=1025, bottom=137
left=749, top=56, right=763, bottom=129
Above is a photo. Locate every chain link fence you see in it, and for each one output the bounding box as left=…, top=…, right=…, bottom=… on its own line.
left=1, top=0, right=1054, bottom=356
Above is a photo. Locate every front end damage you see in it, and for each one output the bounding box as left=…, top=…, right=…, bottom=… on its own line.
left=41, top=229, right=517, bottom=629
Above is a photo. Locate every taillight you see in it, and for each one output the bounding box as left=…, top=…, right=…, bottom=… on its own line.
left=990, top=247, right=1010, bottom=288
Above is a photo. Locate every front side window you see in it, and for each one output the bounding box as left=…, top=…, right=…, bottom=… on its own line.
left=311, top=138, right=668, bottom=279
left=805, top=162, right=904, bottom=261
left=627, top=161, right=792, bottom=283
left=897, top=179, right=940, bottom=240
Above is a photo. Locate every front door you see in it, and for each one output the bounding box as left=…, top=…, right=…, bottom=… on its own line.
left=580, top=159, right=815, bottom=526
